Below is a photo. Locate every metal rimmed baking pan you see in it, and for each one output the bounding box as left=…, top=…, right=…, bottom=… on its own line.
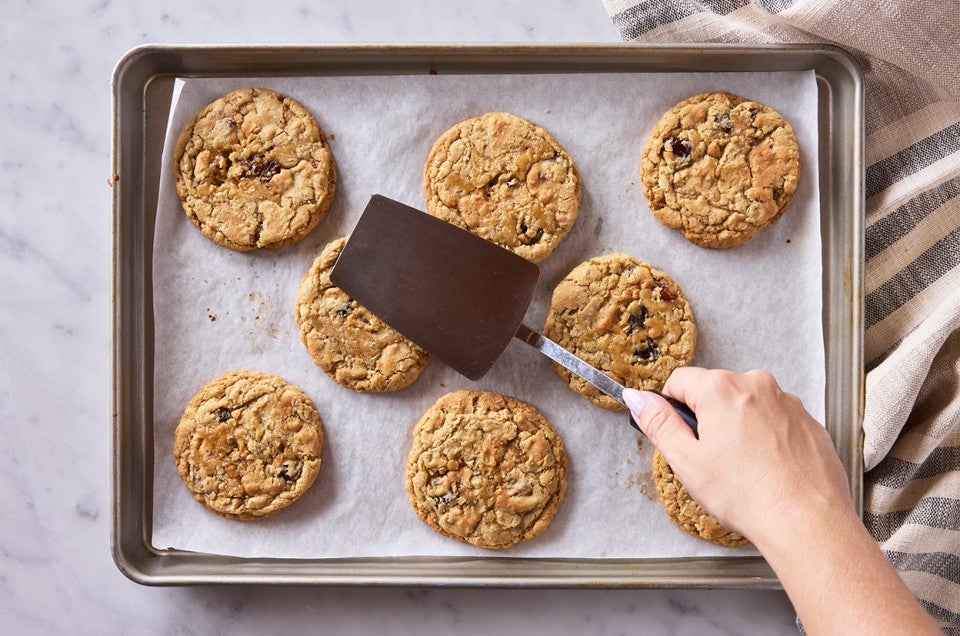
left=111, top=43, right=863, bottom=586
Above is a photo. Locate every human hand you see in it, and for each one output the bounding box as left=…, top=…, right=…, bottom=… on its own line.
left=623, top=367, right=852, bottom=545
left=624, top=369, right=939, bottom=633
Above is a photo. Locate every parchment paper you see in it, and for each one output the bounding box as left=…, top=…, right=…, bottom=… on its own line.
left=152, top=70, right=822, bottom=559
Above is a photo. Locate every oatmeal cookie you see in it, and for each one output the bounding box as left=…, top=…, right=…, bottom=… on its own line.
left=640, top=91, right=800, bottom=249
left=423, top=111, right=581, bottom=262
left=173, top=370, right=324, bottom=520
left=543, top=254, right=696, bottom=410
left=295, top=237, right=430, bottom=392
left=174, top=87, right=336, bottom=250
left=405, top=390, right=568, bottom=549
left=653, top=449, right=749, bottom=547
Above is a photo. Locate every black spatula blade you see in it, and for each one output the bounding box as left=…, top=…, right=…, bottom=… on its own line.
left=330, top=195, right=540, bottom=380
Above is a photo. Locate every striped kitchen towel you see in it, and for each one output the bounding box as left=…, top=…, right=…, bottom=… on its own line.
left=602, top=0, right=960, bottom=628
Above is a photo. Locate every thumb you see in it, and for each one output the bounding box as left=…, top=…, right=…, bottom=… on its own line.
left=622, top=388, right=696, bottom=454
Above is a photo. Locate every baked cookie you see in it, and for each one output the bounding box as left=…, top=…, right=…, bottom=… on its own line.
left=543, top=254, right=696, bottom=410
left=295, top=237, right=430, bottom=392
left=423, top=111, right=581, bottom=263
left=173, top=370, right=323, bottom=520
left=174, top=87, right=336, bottom=251
left=405, top=390, right=568, bottom=549
left=640, top=91, right=800, bottom=249
left=653, top=449, right=749, bottom=547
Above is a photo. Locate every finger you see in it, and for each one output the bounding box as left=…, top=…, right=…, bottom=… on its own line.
left=660, top=366, right=717, bottom=413
left=623, top=388, right=697, bottom=455
left=742, top=368, right=780, bottom=392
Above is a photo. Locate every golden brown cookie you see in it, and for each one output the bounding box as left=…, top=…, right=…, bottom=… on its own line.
left=543, top=254, right=696, bottom=410
left=295, top=237, right=430, bottom=392
left=640, top=91, right=800, bottom=249
left=405, top=390, right=568, bottom=549
left=173, top=371, right=323, bottom=520
left=653, top=449, right=749, bottom=547
left=174, top=87, right=337, bottom=251
left=423, top=111, right=581, bottom=263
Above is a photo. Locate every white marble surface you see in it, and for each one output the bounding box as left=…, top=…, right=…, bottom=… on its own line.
left=0, top=1, right=799, bottom=633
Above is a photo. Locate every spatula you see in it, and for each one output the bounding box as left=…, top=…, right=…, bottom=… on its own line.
left=330, top=194, right=698, bottom=436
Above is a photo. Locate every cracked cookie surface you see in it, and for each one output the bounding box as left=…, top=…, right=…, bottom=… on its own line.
left=653, top=449, right=748, bottom=547
left=295, top=237, right=430, bottom=392
left=174, top=87, right=336, bottom=251
left=405, top=390, right=568, bottom=549
left=173, top=370, right=323, bottom=520
left=640, top=91, right=800, bottom=249
left=423, top=111, right=581, bottom=263
left=544, top=254, right=696, bottom=410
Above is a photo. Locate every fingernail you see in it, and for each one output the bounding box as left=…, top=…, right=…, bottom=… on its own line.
left=622, top=388, right=648, bottom=416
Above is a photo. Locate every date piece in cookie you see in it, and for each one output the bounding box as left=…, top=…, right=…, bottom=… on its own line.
left=296, top=237, right=430, bottom=392
left=640, top=91, right=800, bottom=249
left=405, top=390, right=568, bottom=549
left=174, top=87, right=337, bottom=251
left=653, top=449, right=749, bottom=547
left=173, top=370, right=324, bottom=520
left=543, top=254, right=696, bottom=410
left=423, top=111, right=581, bottom=263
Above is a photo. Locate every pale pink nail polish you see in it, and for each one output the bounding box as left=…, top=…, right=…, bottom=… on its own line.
left=622, top=388, right=648, bottom=416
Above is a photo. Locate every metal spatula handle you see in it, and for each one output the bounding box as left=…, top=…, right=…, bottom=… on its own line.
left=514, top=324, right=699, bottom=437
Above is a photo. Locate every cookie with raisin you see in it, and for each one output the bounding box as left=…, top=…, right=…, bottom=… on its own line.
left=173, top=370, right=323, bottom=520
left=543, top=254, right=696, bottom=410
left=295, top=237, right=430, bottom=392
left=423, top=111, right=581, bottom=263
left=405, top=390, right=568, bottom=549
left=174, top=87, right=336, bottom=250
left=640, top=92, right=799, bottom=249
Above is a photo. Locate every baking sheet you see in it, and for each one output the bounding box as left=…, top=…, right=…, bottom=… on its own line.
left=151, top=71, right=822, bottom=559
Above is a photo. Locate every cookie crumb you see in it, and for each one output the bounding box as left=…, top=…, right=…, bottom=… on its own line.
left=639, top=481, right=657, bottom=502
left=627, top=470, right=657, bottom=501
